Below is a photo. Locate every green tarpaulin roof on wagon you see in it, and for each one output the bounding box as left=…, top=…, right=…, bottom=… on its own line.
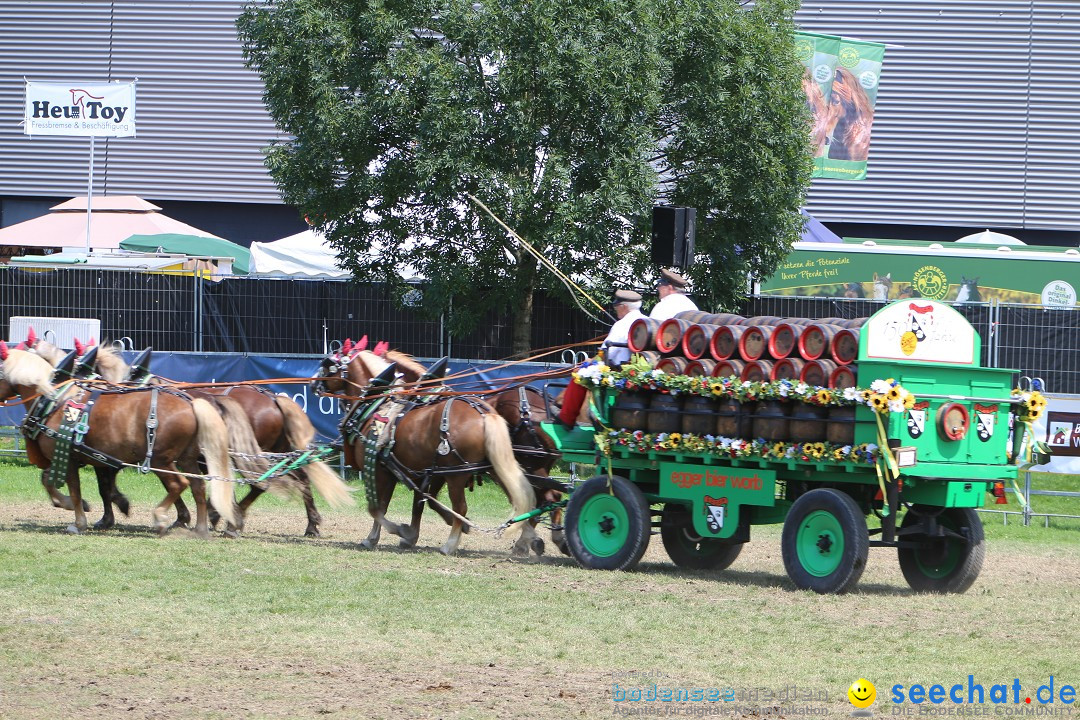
left=119, top=233, right=251, bottom=274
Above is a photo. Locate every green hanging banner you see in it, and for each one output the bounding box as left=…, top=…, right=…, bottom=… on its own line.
left=819, top=37, right=886, bottom=181
left=795, top=31, right=841, bottom=177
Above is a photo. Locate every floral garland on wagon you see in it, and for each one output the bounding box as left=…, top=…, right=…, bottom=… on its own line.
left=572, top=355, right=918, bottom=414
left=595, top=429, right=880, bottom=466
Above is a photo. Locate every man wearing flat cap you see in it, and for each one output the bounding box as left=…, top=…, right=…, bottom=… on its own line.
left=601, top=289, right=645, bottom=367
left=650, top=268, right=698, bottom=321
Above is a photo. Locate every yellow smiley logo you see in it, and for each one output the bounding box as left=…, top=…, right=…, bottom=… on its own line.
left=848, top=678, right=876, bottom=709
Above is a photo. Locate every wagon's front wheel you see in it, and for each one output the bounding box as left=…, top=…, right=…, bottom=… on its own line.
left=898, top=505, right=984, bottom=593
left=565, top=475, right=650, bottom=571
left=660, top=504, right=743, bottom=571
left=781, top=488, right=868, bottom=594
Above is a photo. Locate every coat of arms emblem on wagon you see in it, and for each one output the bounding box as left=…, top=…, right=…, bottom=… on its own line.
left=974, top=403, right=998, bottom=442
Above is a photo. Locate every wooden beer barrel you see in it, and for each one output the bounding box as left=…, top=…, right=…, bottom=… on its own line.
left=799, top=359, right=829, bottom=387
left=673, top=310, right=714, bottom=323
left=770, top=357, right=802, bottom=381
left=682, top=395, right=717, bottom=435
left=638, top=350, right=662, bottom=367
left=681, top=323, right=722, bottom=360
left=656, top=318, right=695, bottom=354
left=790, top=403, right=829, bottom=442
left=740, top=359, right=773, bottom=383
left=628, top=318, right=661, bottom=353
left=656, top=356, right=691, bottom=375
left=716, top=398, right=754, bottom=438
left=752, top=399, right=790, bottom=440
left=830, top=363, right=857, bottom=389
left=647, top=392, right=683, bottom=433
left=830, top=328, right=860, bottom=365
left=739, top=315, right=786, bottom=326
left=738, top=325, right=770, bottom=361
left=766, top=322, right=798, bottom=359
left=612, top=391, right=649, bottom=430
left=713, top=359, right=745, bottom=378
left=694, top=359, right=717, bottom=376
left=710, top=325, right=748, bottom=361
left=826, top=406, right=856, bottom=444
left=797, top=323, right=844, bottom=361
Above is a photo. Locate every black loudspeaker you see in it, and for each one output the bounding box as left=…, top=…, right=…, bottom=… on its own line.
left=650, top=206, right=696, bottom=268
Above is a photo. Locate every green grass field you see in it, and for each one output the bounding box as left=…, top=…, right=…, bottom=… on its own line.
left=1, top=457, right=1078, bottom=719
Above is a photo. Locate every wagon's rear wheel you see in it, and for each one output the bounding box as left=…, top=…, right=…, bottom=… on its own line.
left=898, top=505, right=984, bottom=593
left=565, top=475, right=650, bottom=571
left=781, top=488, right=868, bottom=594
left=660, top=504, right=743, bottom=571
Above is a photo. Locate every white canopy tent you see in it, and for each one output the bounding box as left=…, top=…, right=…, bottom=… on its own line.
left=249, top=229, right=349, bottom=278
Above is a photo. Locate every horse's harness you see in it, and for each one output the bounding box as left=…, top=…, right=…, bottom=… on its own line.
left=342, top=388, right=502, bottom=504
left=22, top=378, right=190, bottom=487
left=503, top=386, right=563, bottom=493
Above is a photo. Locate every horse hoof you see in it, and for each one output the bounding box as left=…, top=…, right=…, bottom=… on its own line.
left=530, top=537, right=546, bottom=556
left=195, top=528, right=211, bottom=540
left=113, top=497, right=130, bottom=517
left=305, top=527, right=321, bottom=538
left=359, top=539, right=377, bottom=550
left=398, top=538, right=417, bottom=549
left=80, top=500, right=90, bottom=512
left=93, top=519, right=114, bottom=531
left=398, top=527, right=419, bottom=546
left=65, top=524, right=82, bottom=535
left=461, top=524, right=470, bottom=535
left=438, top=545, right=456, bottom=556
left=557, top=539, right=571, bottom=557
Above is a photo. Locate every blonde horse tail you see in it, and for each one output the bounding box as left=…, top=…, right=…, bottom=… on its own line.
left=277, top=395, right=353, bottom=508
left=215, top=396, right=269, bottom=479
left=192, top=397, right=237, bottom=527
left=482, top=413, right=535, bottom=539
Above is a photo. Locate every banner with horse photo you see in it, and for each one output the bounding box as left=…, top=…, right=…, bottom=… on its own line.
left=795, top=31, right=841, bottom=177
left=819, top=38, right=886, bottom=181
left=759, top=243, right=1080, bottom=307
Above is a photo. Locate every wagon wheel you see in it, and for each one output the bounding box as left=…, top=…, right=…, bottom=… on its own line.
left=897, top=505, right=984, bottom=594
left=660, top=504, right=743, bottom=571
left=564, top=475, right=650, bottom=571
left=781, top=488, right=868, bottom=594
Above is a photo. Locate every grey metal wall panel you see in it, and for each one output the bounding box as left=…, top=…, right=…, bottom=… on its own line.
left=0, top=1, right=283, bottom=204
left=798, top=2, right=1080, bottom=233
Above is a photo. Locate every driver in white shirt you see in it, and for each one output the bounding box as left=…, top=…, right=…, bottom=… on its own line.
left=649, top=268, right=698, bottom=321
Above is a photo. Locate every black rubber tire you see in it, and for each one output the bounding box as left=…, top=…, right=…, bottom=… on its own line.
left=781, top=488, right=869, bottom=594
left=898, top=506, right=985, bottom=594
left=660, top=504, right=744, bottom=570
left=565, top=475, right=651, bottom=571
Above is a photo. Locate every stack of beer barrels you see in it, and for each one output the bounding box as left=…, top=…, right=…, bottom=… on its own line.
left=627, top=311, right=865, bottom=389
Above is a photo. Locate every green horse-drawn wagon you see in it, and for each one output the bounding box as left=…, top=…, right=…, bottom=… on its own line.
left=540, top=299, right=1041, bottom=594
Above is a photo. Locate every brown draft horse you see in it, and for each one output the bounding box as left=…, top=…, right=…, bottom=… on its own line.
left=0, top=346, right=236, bottom=536
left=375, top=350, right=567, bottom=554
left=89, top=345, right=353, bottom=537
left=312, top=348, right=537, bottom=556
left=30, top=338, right=353, bottom=537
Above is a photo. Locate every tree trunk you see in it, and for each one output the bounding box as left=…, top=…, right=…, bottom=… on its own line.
left=511, top=256, right=538, bottom=356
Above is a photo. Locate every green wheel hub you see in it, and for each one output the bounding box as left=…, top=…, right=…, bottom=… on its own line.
left=914, top=518, right=963, bottom=578
left=577, top=494, right=631, bottom=558
left=796, top=509, right=846, bottom=577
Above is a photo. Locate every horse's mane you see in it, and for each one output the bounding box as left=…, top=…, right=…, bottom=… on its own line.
left=95, top=345, right=130, bottom=383
left=3, top=349, right=57, bottom=396
left=355, top=350, right=392, bottom=380
left=30, top=339, right=68, bottom=365
left=383, top=349, right=428, bottom=381
left=830, top=67, right=874, bottom=161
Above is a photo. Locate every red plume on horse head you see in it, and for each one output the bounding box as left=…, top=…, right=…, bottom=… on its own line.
left=14, top=342, right=26, bottom=351
left=342, top=338, right=353, bottom=356
left=26, top=326, right=37, bottom=347
left=373, top=341, right=389, bottom=356
left=74, top=338, right=85, bottom=356
left=0, top=341, right=8, bottom=360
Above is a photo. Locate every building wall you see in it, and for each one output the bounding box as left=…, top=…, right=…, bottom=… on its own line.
left=797, top=1, right=1080, bottom=243
left=1, top=2, right=1078, bottom=244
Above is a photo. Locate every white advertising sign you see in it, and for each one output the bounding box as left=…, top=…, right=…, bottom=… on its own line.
left=863, top=300, right=975, bottom=365
left=24, top=81, right=136, bottom=137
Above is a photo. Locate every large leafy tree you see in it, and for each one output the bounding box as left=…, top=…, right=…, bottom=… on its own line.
left=238, top=0, right=810, bottom=353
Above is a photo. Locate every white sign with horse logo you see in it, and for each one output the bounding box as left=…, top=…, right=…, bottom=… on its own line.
left=24, top=81, right=136, bottom=137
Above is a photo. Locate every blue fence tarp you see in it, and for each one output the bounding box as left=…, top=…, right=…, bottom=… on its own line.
left=0, top=353, right=567, bottom=442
